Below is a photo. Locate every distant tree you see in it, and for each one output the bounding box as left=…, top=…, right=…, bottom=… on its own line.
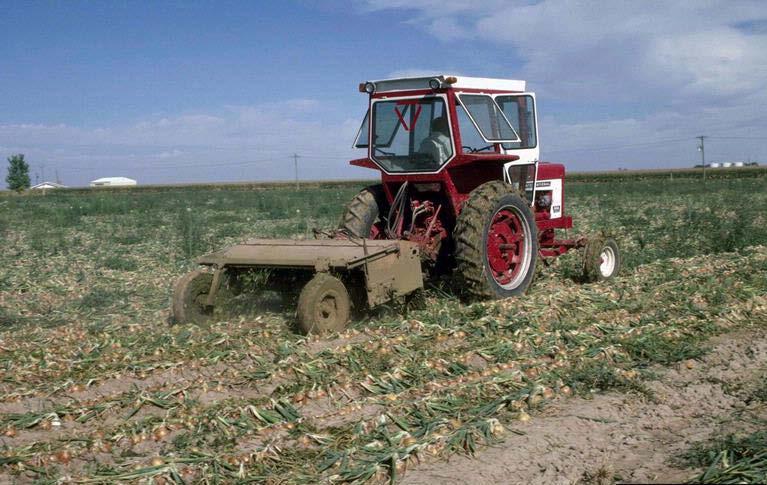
left=5, top=154, right=31, bottom=191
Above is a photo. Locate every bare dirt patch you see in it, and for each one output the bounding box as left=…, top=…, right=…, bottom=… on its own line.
left=403, top=328, right=767, bottom=485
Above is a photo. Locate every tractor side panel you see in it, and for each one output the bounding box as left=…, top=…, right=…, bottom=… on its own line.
left=536, top=163, right=566, bottom=219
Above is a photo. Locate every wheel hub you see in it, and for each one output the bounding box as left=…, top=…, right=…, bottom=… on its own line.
left=318, top=294, right=338, bottom=322
left=486, top=207, right=529, bottom=288
left=599, top=246, right=616, bottom=277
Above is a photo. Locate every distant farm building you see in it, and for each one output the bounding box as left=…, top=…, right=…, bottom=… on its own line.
left=31, top=181, right=66, bottom=190
left=90, top=177, right=137, bottom=187
left=704, top=162, right=751, bottom=169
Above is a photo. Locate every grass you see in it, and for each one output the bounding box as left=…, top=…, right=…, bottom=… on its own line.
left=565, top=361, right=652, bottom=397
left=0, top=173, right=765, bottom=482
left=746, top=376, right=767, bottom=404
left=680, top=431, right=767, bottom=483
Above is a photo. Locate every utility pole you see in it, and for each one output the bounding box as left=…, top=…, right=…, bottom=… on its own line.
left=697, top=136, right=707, bottom=180
left=292, top=154, right=301, bottom=190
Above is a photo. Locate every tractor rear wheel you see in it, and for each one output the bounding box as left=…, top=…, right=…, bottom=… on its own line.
left=339, top=184, right=387, bottom=238
left=172, top=270, right=214, bottom=324
left=296, top=273, right=351, bottom=335
left=454, top=181, right=538, bottom=299
left=582, top=237, right=621, bottom=282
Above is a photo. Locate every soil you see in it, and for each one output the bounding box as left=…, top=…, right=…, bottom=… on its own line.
left=403, top=328, right=767, bottom=485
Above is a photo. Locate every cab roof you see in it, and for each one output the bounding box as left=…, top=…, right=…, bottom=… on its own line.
left=363, top=75, right=526, bottom=94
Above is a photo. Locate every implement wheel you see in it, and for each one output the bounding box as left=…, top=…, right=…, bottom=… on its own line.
left=172, top=270, right=214, bottom=324
left=582, top=237, right=621, bottom=282
left=339, top=184, right=388, bottom=238
left=297, top=273, right=351, bottom=335
left=455, top=181, right=538, bottom=299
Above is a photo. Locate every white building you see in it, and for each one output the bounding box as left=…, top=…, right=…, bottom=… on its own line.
left=708, top=162, right=721, bottom=168
left=722, top=162, right=732, bottom=168
left=31, top=181, right=66, bottom=190
left=90, top=177, right=137, bottom=187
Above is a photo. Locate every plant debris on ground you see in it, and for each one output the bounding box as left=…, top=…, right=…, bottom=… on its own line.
left=0, top=173, right=765, bottom=483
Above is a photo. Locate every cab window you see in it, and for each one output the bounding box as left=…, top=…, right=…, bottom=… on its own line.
left=496, top=95, right=537, bottom=149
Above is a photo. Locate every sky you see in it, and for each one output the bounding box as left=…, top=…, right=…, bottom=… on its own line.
left=1, top=0, right=766, bottom=186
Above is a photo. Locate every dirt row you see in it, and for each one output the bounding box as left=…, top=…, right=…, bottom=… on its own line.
left=403, top=328, right=767, bottom=484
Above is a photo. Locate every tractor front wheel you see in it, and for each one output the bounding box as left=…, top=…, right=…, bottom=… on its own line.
left=339, top=184, right=388, bottom=239
left=172, top=270, right=214, bottom=324
left=296, top=273, right=351, bottom=335
left=582, top=237, right=621, bottom=282
left=455, top=181, right=538, bottom=299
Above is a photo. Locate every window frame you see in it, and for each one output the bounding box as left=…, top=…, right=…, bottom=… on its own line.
left=353, top=111, right=370, bottom=148
left=456, top=93, right=521, bottom=144
left=495, top=94, right=538, bottom=150
left=367, top=93, right=456, bottom=175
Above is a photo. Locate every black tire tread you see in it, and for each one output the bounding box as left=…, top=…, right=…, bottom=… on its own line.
left=339, top=185, right=386, bottom=238
left=582, top=237, right=621, bottom=282
left=454, top=180, right=537, bottom=300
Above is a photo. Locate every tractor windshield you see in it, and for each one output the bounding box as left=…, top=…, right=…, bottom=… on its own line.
left=370, top=97, right=453, bottom=173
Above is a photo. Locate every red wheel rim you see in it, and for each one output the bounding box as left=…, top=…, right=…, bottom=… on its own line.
left=486, top=207, right=531, bottom=288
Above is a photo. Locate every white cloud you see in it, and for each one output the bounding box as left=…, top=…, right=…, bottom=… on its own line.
left=0, top=99, right=372, bottom=186
left=359, top=0, right=767, bottom=100
left=358, top=0, right=767, bottom=168
left=156, top=149, right=184, bottom=159
left=648, top=28, right=767, bottom=97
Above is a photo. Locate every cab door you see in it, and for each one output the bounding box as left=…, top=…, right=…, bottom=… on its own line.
left=494, top=93, right=539, bottom=204
left=494, top=93, right=539, bottom=166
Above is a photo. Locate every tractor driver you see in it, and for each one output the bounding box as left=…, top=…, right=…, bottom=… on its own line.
left=417, top=116, right=452, bottom=167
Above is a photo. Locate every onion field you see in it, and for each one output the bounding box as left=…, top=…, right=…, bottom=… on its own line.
left=1, top=170, right=766, bottom=483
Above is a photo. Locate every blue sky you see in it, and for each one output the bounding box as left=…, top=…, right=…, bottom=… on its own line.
left=1, top=1, right=766, bottom=186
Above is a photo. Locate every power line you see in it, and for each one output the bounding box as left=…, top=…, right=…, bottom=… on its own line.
left=51, top=152, right=353, bottom=171
left=62, top=158, right=276, bottom=172
left=545, top=137, right=693, bottom=154
left=707, top=136, right=766, bottom=140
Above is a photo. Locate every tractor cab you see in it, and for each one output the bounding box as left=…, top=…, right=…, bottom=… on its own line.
left=354, top=76, right=538, bottom=162
left=352, top=75, right=543, bottom=212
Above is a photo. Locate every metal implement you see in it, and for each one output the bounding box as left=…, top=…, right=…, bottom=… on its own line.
left=196, top=238, right=422, bottom=307
left=172, top=237, right=424, bottom=332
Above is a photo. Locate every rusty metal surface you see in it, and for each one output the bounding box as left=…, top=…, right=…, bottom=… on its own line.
left=196, top=238, right=424, bottom=307
left=364, top=242, right=423, bottom=307
left=197, top=238, right=403, bottom=269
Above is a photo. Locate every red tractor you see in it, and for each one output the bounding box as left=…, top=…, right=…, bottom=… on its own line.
left=339, top=74, right=620, bottom=298
left=172, top=75, right=620, bottom=333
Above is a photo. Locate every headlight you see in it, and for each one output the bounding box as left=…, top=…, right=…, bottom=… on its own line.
left=428, top=78, right=441, bottom=90
left=364, top=82, right=376, bottom=94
